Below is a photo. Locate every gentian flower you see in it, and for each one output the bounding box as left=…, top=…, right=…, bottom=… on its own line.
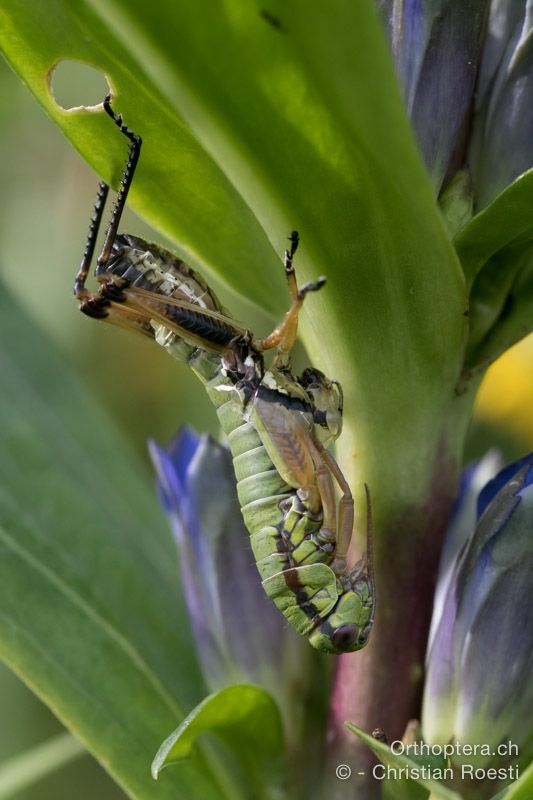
left=380, top=1, right=533, bottom=209
left=148, top=427, right=318, bottom=739
left=469, top=1, right=533, bottom=207
left=422, top=453, right=533, bottom=785
left=378, top=0, right=489, bottom=196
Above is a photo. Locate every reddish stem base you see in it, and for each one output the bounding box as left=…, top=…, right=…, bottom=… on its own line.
left=325, top=464, right=458, bottom=799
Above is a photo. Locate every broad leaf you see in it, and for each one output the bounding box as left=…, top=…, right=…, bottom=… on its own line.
left=465, top=253, right=533, bottom=375
left=465, top=243, right=529, bottom=356
left=152, top=684, right=285, bottom=799
left=84, top=0, right=465, bottom=409
left=0, top=0, right=283, bottom=313
left=0, top=1, right=467, bottom=523
left=455, top=170, right=533, bottom=289
left=454, top=170, right=533, bottom=372
left=0, top=283, right=227, bottom=800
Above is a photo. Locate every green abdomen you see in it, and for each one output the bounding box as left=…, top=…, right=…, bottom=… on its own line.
left=156, top=330, right=343, bottom=642
left=160, top=337, right=330, bottom=580
left=204, top=370, right=292, bottom=528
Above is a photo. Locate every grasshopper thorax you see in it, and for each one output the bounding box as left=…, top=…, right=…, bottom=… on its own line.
left=221, top=335, right=264, bottom=390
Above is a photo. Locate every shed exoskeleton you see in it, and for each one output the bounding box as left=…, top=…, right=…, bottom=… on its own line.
left=74, top=94, right=375, bottom=654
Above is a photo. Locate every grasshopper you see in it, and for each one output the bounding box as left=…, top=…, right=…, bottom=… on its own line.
left=74, top=95, right=375, bottom=654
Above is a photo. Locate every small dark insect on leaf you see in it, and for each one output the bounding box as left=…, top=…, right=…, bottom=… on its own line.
left=371, top=728, right=389, bottom=744
left=260, top=9, right=286, bottom=32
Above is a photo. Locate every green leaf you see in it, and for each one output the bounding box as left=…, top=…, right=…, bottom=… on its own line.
left=0, top=282, right=228, bottom=800
left=74, top=1, right=469, bottom=553
left=465, top=243, right=529, bottom=354
left=0, top=733, right=84, bottom=799
left=455, top=170, right=533, bottom=289
left=0, top=2, right=467, bottom=514
left=464, top=250, right=533, bottom=375
left=345, top=724, right=464, bottom=800
left=84, top=0, right=465, bottom=379
left=490, top=762, right=533, bottom=800
left=453, top=171, right=533, bottom=374
left=382, top=773, right=430, bottom=800
left=152, top=684, right=285, bottom=800
left=0, top=0, right=283, bottom=313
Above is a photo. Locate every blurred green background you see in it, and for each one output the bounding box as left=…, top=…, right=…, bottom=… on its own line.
left=1, top=56, right=533, bottom=799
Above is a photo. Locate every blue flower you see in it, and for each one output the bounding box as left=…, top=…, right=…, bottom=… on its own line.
left=423, top=452, right=533, bottom=776
left=148, top=427, right=315, bottom=730
left=379, top=1, right=533, bottom=209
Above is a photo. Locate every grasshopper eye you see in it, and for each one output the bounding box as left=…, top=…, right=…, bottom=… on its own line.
left=331, top=623, right=360, bottom=651
left=299, top=367, right=326, bottom=387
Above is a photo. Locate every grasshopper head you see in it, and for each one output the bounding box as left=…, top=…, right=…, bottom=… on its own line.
left=308, top=580, right=375, bottom=654
left=299, top=368, right=343, bottom=445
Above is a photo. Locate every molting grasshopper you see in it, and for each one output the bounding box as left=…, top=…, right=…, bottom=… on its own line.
left=74, top=95, right=375, bottom=654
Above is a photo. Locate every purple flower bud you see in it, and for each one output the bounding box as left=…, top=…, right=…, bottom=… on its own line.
left=148, top=427, right=313, bottom=718
left=469, top=3, right=533, bottom=207
left=378, top=1, right=490, bottom=192
left=379, top=2, right=533, bottom=208
left=423, top=452, right=533, bottom=779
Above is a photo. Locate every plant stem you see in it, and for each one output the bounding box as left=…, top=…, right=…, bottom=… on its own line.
left=324, top=387, right=478, bottom=799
